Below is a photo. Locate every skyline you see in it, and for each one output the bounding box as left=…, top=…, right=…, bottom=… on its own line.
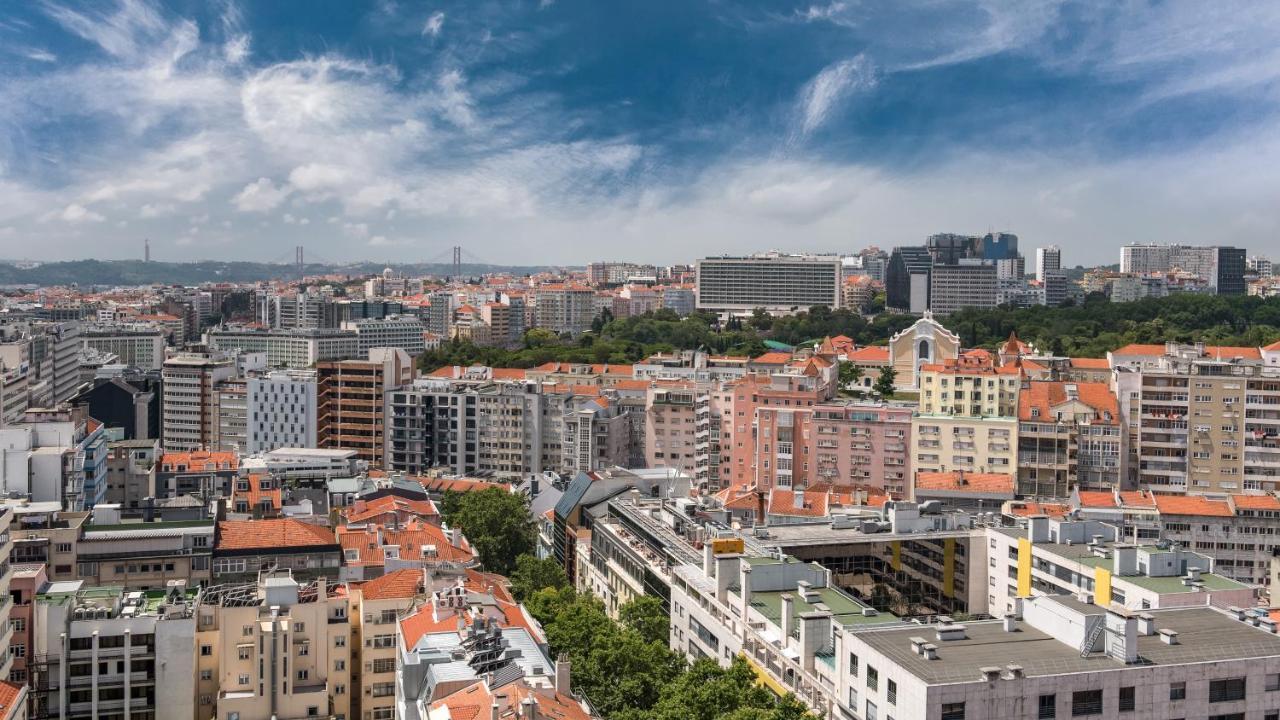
left=1, top=1, right=1279, bottom=265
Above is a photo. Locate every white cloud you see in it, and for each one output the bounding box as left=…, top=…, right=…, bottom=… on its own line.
left=25, top=48, right=58, bottom=63
left=139, top=203, right=175, bottom=218
left=798, top=2, right=847, bottom=22
left=233, top=178, right=291, bottom=212
left=60, top=203, right=105, bottom=223
left=794, top=55, right=875, bottom=138
left=422, top=11, right=445, bottom=38
left=288, top=164, right=351, bottom=192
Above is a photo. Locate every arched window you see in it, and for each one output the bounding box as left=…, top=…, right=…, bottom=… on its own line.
left=918, top=339, right=931, bottom=360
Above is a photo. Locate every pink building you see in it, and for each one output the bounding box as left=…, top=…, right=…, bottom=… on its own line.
left=8, top=563, right=47, bottom=685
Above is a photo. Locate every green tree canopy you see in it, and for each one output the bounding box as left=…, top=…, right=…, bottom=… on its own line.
left=873, top=365, right=897, bottom=397
left=619, top=596, right=669, bottom=646
left=508, top=553, right=569, bottom=602
left=446, top=487, right=534, bottom=575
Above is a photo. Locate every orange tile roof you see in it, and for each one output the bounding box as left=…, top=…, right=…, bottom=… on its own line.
left=217, top=519, right=336, bottom=551
left=1232, top=494, right=1280, bottom=511
left=751, top=352, right=793, bottom=365
left=1018, top=381, right=1118, bottom=423
left=1005, top=501, right=1071, bottom=519
left=1152, top=495, right=1233, bottom=517
left=343, top=495, right=439, bottom=524
left=1265, top=339, right=1280, bottom=351
left=1076, top=490, right=1117, bottom=508
left=0, top=681, right=24, bottom=718
left=1069, top=357, right=1110, bottom=369
left=1118, top=490, right=1157, bottom=507
left=1113, top=343, right=1262, bottom=360
left=337, top=520, right=474, bottom=565
left=160, top=451, right=238, bottom=472
left=767, top=489, right=828, bottom=517
left=847, top=346, right=890, bottom=362
left=419, top=477, right=511, bottom=494
left=356, top=568, right=427, bottom=601
left=492, top=368, right=527, bottom=380
left=915, top=471, right=1014, bottom=495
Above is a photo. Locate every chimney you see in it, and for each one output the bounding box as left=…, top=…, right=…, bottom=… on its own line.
left=1002, top=613, right=1017, bottom=632
left=1136, top=613, right=1156, bottom=636
left=780, top=594, right=795, bottom=642
left=1027, top=515, right=1050, bottom=543
left=715, top=554, right=740, bottom=605
left=520, top=697, right=536, bottom=720
left=922, top=643, right=938, bottom=660
left=555, top=654, right=571, bottom=695
left=491, top=704, right=500, bottom=720
left=798, top=611, right=832, bottom=672
left=704, top=541, right=715, bottom=578
left=143, top=496, right=155, bottom=523
left=793, top=489, right=805, bottom=510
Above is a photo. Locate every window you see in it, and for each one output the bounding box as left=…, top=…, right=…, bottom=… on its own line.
left=940, top=702, right=965, bottom=720
left=866, top=665, right=878, bottom=691
left=334, top=635, right=346, bottom=647
left=334, top=659, right=345, bottom=671
left=238, top=646, right=252, bottom=660
left=293, top=622, right=305, bottom=633
left=866, top=700, right=878, bottom=720
left=334, top=683, right=345, bottom=694
left=1072, top=690, right=1102, bottom=716
left=9, top=618, right=24, bottom=632
left=55, top=543, right=73, bottom=553
left=1118, top=686, right=1134, bottom=712
left=243, top=625, right=254, bottom=637
left=372, top=658, right=396, bottom=673
left=1209, top=678, right=1246, bottom=703
left=1038, top=694, right=1056, bottom=719
left=238, top=673, right=250, bottom=685
left=848, top=653, right=858, bottom=676
left=1268, top=673, right=1280, bottom=692
left=297, top=643, right=309, bottom=656
left=8, top=645, right=24, bottom=658
left=1169, top=682, right=1185, bottom=701
left=200, top=670, right=212, bottom=681
left=200, top=645, right=212, bottom=657
left=297, top=669, right=309, bottom=681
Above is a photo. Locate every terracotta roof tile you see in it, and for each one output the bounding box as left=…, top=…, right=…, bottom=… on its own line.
left=0, top=680, right=24, bottom=718
left=846, top=346, right=890, bottom=362
left=1232, top=494, right=1280, bottom=511
left=357, top=568, right=427, bottom=601
left=1076, top=490, right=1117, bottom=508
left=1152, top=495, right=1233, bottom=517
left=915, top=471, right=1014, bottom=495
left=217, top=519, right=336, bottom=551
left=1069, top=357, right=1110, bottom=369
left=1018, top=381, right=1118, bottom=423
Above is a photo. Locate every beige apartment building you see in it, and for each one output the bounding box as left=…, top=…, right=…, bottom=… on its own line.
left=161, top=352, right=237, bottom=452
left=194, top=571, right=352, bottom=720
left=317, top=348, right=412, bottom=468
left=912, top=357, right=1020, bottom=476
left=1112, top=342, right=1280, bottom=494
left=349, top=569, right=426, bottom=720
left=1017, top=380, right=1122, bottom=498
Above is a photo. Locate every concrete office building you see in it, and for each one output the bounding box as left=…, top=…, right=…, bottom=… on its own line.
left=342, top=315, right=426, bottom=355
left=1036, top=245, right=1062, bottom=283
left=317, top=348, right=412, bottom=467
left=206, top=327, right=359, bottom=369
left=533, top=284, right=598, bottom=336
left=928, top=262, right=998, bottom=315
left=82, top=324, right=167, bottom=371
left=214, top=379, right=247, bottom=452
left=696, top=254, right=842, bottom=314
left=245, top=370, right=317, bottom=454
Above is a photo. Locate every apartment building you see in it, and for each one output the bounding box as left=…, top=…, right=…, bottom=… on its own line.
left=1036, top=245, right=1061, bottom=283
left=0, top=506, right=16, bottom=688
left=245, top=370, right=317, bottom=454
left=69, top=369, right=161, bottom=441
left=912, top=357, right=1020, bottom=477
left=1017, top=380, right=1122, bottom=498
left=81, top=323, right=167, bottom=371
left=9, top=563, right=47, bottom=687
left=561, top=394, right=638, bottom=477
left=213, top=378, right=247, bottom=452
left=317, top=348, right=412, bottom=467
left=161, top=352, right=237, bottom=452
left=695, top=253, right=842, bottom=314
left=156, top=450, right=239, bottom=499
left=646, top=382, right=724, bottom=489
left=30, top=582, right=196, bottom=720
left=0, top=406, right=108, bottom=509
left=212, top=519, right=341, bottom=584
left=194, top=571, right=351, bottom=720
left=206, top=327, right=359, bottom=369
left=1112, top=342, right=1280, bottom=494
left=349, top=569, right=425, bottom=720
left=534, top=284, right=598, bottom=335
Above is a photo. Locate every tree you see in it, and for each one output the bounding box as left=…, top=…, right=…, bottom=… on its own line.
left=524, top=328, right=559, bottom=349
left=642, top=658, right=819, bottom=720
left=509, top=554, right=568, bottom=602
left=837, top=361, right=863, bottom=391
left=448, top=487, right=534, bottom=575
left=438, top=489, right=464, bottom=524
left=619, top=596, right=668, bottom=646
left=873, top=365, right=897, bottom=397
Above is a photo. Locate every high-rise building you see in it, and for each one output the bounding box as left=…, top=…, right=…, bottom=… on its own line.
left=534, top=284, right=600, bottom=335
left=342, top=315, right=426, bottom=355
left=695, top=253, right=842, bottom=314
left=1036, top=245, right=1062, bottom=283
left=206, top=327, right=359, bottom=369
left=161, top=352, right=237, bottom=452
left=1214, top=246, right=1247, bottom=295
left=1120, top=244, right=1247, bottom=295
left=980, top=231, right=1019, bottom=260
left=1248, top=255, right=1273, bottom=278
left=317, top=348, right=412, bottom=467
left=81, top=323, right=167, bottom=371
left=1042, top=270, right=1069, bottom=307
left=927, top=262, right=997, bottom=315
left=885, top=246, right=933, bottom=314
left=246, top=369, right=318, bottom=453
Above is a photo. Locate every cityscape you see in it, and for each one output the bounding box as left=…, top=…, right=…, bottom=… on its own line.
left=3, top=3, right=1280, bottom=720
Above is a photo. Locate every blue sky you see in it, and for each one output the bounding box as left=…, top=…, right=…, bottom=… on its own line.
left=1, top=0, right=1278, bottom=266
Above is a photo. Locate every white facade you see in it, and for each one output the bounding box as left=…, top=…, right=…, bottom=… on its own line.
left=206, top=328, right=358, bottom=369
left=342, top=315, right=426, bottom=355
left=696, top=253, right=842, bottom=313
left=246, top=370, right=318, bottom=454
left=1036, top=245, right=1061, bottom=283
left=82, top=324, right=168, bottom=371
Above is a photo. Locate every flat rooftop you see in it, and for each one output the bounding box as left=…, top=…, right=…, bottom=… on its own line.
left=857, top=606, right=1280, bottom=685
left=759, top=522, right=978, bottom=549
left=750, top=587, right=900, bottom=631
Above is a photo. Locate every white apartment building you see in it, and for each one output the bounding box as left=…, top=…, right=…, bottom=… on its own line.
left=161, top=353, right=237, bottom=452
left=1036, top=245, right=1061, bottom=283
left=696, top=253, right=842, bottom=314
left=246, top=370, right=318, bottom=454
left=82, top=324, right=167, bottom=371
left=534, top=284, right=598, bottom=336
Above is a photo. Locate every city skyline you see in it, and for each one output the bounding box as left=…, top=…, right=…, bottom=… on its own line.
left=1, top=1, right=1279, bottom=265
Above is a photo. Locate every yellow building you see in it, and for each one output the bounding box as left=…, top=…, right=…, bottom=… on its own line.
left=913, top=355, right=1021, bottom=476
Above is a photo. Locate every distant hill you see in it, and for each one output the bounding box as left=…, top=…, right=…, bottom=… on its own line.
left=0, top=259, right=560, bottom=287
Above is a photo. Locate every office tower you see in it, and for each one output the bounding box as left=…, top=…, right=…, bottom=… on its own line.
left=206, top=327, right=359, bottom=369
left=695, top=253, right=842, bottom=314
left=980, top=231, right=1019, bottom=260
left=1036, top=245, right=1062, bottom=283
left=161, top=352, right=237, bottom=452
left=885, top=246, right=933, bottom=313
left=926, top=233, right=981, bottom=264
left=1213, top=246, right=1247, bottom=295
left=1042, top=270, right=1068, bottom=307
left=82, top=323, right=168, bottom=370
left=246, top=369, right=318, bottom=453
left=316, top=348, right=412, bottom=467
left=927, top=262, right=998, bottom=315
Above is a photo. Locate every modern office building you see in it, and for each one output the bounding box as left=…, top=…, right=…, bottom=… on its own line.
left=245, top=370, right=318, bottom=453
left=342, top=315, right=427, bottom=355
left=81, top=323, right=167, bottom=371
left=316, top=348, right=412, bottom=467
left=695, top=253, right=842, bottom=314
left=927, top=262, right=998, bottom=315
left=161, top=352, right=237, bottom=452
left=885, top=246, right=934, bottom=314
left=206, top=327, right=359, bottom=369
left=1036, top=245, right=1062, bottom=283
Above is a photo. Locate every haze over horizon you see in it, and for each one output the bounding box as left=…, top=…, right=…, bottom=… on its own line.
left=1, top=0, right=1278, bottom=266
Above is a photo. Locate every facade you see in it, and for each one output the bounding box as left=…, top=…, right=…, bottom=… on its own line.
left=213, top=379, right=247, bottom=452
left=81, top=324, right=167, bottom=371
left=161, top=353, right=237, bottom=453
left=103, top=438, right=159, bottom=510
left=928, top=262, right=998, bottom=315
left=68, top=372, right=161, bottom=441
left=194, top=571, right=351, bottom=720
left=912, top=356, right=1020, bottom=476
left=343, top=315, right=426, bottom=355
left=316, top=348, right=412, bottom=467
left=533, top=284, right=598, bottom=336
left=245, top=370, right=318, bottom=454
left=696, top=254, right=842, bottom=314
left=1120, top=244, right=1247, bottom=295
left=1017, top=380, right=1122, bottom=498
left=206, top=328, right=359, bottom=369
left=212, top=519, right=341, bottom=584
left=1035, top=245, right=1061, bottom=283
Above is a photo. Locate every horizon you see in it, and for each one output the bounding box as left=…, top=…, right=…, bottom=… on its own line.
left=1, top=1, right=1278, bottom=266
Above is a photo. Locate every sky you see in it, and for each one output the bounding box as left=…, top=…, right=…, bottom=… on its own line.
left=0, top=1, right=1278, bottom=266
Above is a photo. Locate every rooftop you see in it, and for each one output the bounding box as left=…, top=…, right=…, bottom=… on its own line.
left=857, top=605, right=1280, bottom=685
